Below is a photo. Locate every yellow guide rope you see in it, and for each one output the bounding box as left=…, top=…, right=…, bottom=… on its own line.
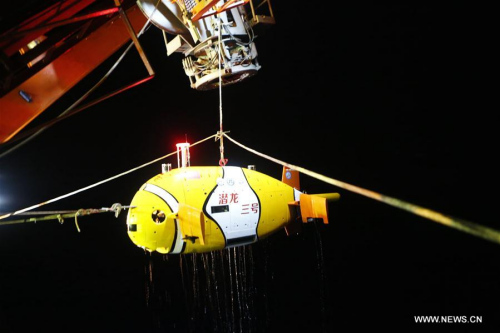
left=0, top=134, right=217, bottom=221
left=223, top=133, right=500, bottom=245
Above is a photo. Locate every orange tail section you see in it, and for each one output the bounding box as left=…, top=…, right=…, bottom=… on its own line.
left=297, top=193, right=340, bottom=225
left=283, top=166, right=340, bottom=231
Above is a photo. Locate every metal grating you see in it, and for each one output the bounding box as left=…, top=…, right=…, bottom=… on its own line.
left=183, top=0, right=197, bottom=12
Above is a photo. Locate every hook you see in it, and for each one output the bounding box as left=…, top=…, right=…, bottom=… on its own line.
left=74, top=209, right=83, bottom=233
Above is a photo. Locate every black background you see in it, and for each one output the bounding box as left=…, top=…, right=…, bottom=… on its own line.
left=0, top=1, right=498, bottom=332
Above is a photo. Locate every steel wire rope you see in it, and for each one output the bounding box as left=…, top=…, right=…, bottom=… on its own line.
left=217, top=15, right=227, bottom=166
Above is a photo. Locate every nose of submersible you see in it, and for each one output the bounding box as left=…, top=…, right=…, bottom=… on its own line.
left=126, top=187, right=176, bottom=253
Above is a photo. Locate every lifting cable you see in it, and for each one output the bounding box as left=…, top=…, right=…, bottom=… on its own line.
left=0, top=134, right=217, bottom=221
left=223, top=133, right=500, bottom=245
left=216, top=15, right=227, bottom=167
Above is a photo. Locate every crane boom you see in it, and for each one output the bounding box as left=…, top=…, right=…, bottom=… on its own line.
left=0, top=1, right=147, bottom=143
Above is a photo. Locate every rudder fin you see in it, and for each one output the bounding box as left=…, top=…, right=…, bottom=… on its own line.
left=282, top=167, right=300, bottom=190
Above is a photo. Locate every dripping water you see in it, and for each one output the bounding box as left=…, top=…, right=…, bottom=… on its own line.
left=202, top=252, right=218, bottom=331
left=144, top=242, right=267, bottom=333
left=246, top=245, right=257, bottom=333
left=233, top=247, right=243, bottom=333
left=241, top=246, right=251, bottom=331
left=313, top=222, right=327, bottom=332
left=219, top=249, right=231, bottom=333
left=210, top=251, right=223, bottom=327
left=227, top=248, right=235, bottom=333
left=180, top=253, right=196, bottom=332
left=144, top=251, right=153, bottom=306
left=192, top=254, right=199, bottom=315
left=238, top=247, right=247, bottom=331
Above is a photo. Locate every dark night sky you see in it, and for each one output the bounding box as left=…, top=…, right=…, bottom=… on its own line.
left=0, top=2, right=498, bottom=332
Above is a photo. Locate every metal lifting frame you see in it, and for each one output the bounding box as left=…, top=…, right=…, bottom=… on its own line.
left=247, top=0, right=275, bottom=26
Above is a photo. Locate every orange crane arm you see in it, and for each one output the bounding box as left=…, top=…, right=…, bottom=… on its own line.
left=0, top=1, right=147, bottom=143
